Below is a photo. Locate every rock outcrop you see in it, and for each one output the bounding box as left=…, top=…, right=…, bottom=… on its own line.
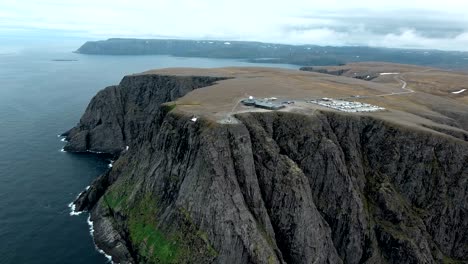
left=300, top=66, right=380, bottom=81
left=68, top=72, right=468, bottom=264
left=62, top=74, right=227, bottom=155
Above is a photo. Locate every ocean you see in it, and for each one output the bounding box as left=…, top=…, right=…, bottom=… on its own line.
left=0, top=43, right=298, bottom=264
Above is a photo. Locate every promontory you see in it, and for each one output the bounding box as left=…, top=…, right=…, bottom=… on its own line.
left=65, top=64, right=468, bottom=264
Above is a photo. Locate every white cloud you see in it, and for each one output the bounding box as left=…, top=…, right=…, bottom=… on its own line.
left=1, top=0, right=468, bottom=50
left=373, top=30, right=468, bottom=51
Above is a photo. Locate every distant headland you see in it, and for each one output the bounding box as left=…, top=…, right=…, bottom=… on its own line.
left=76, top=38, right=468, bottom=70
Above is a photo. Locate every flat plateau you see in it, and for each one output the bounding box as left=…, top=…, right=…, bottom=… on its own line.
left=138, top=64, right=468, bottom=138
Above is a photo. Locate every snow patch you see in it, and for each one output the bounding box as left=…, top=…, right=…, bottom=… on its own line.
left=452, top=89, right=466, bottom=94
left=380, top=73, right=399, bottom=75
left=191, top=117, right=198, bottom=122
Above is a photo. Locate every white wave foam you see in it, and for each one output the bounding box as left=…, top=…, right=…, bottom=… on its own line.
left=68, top=186, right=91, bottom=216
left=98, top=249, right=114, bottom=262
left=87, top=216, right=114, bottom=263
left=87, top=216, right=94, bottom=234
left=68, top=185, right=115, bottom=262
left=68, top=202, right=84, bottom=216
left=60, top=148, right=66, bottom=152
left=87, top=150, right=105, bottom=154
left=61, top=138, right=67, bottom=142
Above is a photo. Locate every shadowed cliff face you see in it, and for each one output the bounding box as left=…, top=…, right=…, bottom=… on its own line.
left=67, top=73, right=468, bottom=264
left=63, top=74, right=227, bottom=155
left=237, top=112, right=468, bottom=263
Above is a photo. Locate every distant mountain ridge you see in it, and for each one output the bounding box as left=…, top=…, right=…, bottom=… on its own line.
left=77, top=38, right=468, bottom=69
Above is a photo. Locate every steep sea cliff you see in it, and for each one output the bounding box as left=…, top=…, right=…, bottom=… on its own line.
left=65, top=72, right=468, bottom=264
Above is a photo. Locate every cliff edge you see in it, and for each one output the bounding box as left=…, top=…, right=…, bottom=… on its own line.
left=66, top=67, right=468, bottom=264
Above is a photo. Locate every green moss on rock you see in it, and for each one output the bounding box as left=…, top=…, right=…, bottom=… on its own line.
left=114, top=193, right=218, bottom=263
left=102, top=180, right=130, bottom=210
left=127, top=194, right=179, bottom=263
left=162, top=103, right=177, bottom=113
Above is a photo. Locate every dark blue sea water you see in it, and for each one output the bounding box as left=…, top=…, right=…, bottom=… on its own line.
left=0, top=43, right=298, bottom=264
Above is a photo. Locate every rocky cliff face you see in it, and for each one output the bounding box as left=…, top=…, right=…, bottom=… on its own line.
left=63, top=74, right=227, bottom=155
left=67, top=73, right=468, bottom=264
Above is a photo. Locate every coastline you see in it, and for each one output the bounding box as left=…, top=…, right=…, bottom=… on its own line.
left=59, top=67, right=468, bottom=263
left=87, top=215, right=114, bottom=263
left=63, top=131, right=117, bottom=263
left=68, top=184, right=114, bottom=263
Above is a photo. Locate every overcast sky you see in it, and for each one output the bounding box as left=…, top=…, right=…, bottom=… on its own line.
left=2, top=0, right=468, bottom=51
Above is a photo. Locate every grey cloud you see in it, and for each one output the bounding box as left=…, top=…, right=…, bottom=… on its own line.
left=294, top=10, right=468, bottom=39
left=2, top=1, right=468, bottom=51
